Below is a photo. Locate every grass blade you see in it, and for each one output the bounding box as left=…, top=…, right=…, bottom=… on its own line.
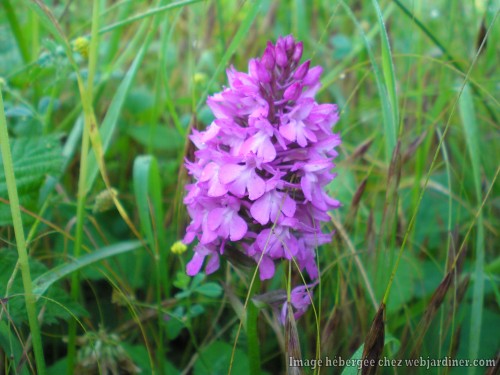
left=247, top=280, right=261, bottom=375
left=341, top=1, right=396, bottom=162
left=371, top=0, right=399, bottom=141
left=32, top=240, right=143, bottom=297
left=133, top=156, right=166, bottom=251
left=392, top=0, right=498, bottom=124
left=3, top=0, right=30, bottom=63
left=458, top=83, right=485, bottom=365
left=0, top=88, right=46, bottom=374
left=98, top=0, right=204, bottom=35
left=84, top=42, right=148, bottom=190
left=196, top=0, right=263, bottom=110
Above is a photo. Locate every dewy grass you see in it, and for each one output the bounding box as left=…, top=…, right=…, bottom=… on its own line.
left=0, top=89, right=46, bottom=373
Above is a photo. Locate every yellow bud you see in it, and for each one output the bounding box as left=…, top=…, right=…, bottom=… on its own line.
left=193, top=72, right=207, bottom=85
left=73, top=37, right=90, bottom=59
left=170, top=240, right=187, bottom=255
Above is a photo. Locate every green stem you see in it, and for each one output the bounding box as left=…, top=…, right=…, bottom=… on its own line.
left=0, top=89, right=46, bottom=373
left=67, top=0, right=101, bottom=373
left=247, top=277, right=261, bottom=375
left=30, top=9, right=41, bottom=102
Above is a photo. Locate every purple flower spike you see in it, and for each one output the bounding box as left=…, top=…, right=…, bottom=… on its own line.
left=183, top=35, right=341, bottom=322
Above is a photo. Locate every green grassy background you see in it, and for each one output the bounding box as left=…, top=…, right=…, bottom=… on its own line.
left=0, top=0, right=499, bottom=374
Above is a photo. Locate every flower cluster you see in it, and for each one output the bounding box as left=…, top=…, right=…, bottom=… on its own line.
left=183, top=35, right=341, bottom=318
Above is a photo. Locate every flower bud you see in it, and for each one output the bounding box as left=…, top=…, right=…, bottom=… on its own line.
left=284, top=82, right=302, bottom=101
left=284, top=35, right=295, bottom=52
left=293, top=60, right=310, bottom=80
left=73, top=36, right=89, bottom=59
left=275, top=43, right=288, bottom=67
left=303, top=66, right=323, bottom=86
left=250, top=59, right=271, bottom=83
left=292, top=42, right=303, bottom=63
left=261, top=43, right=275, bottom=70
left=171, top=240, right=188, bottom=255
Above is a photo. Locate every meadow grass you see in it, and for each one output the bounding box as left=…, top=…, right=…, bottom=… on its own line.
left=0, top=0, right=499, bottom=374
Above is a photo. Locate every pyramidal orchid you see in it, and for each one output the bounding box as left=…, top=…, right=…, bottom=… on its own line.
left=183, top=35, right=341, bottom=322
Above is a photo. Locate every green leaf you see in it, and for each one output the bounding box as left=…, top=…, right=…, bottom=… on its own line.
left=127, top=125, right=183, bottom=152
left=194, top=282, right=223, bottom=298
left=0, top=321, right=29, bottom=375
left=0, top=250, right=86, bottom=326
left=164, top=317, right=185, bottom=341
left=173, top=271, right=191, bottom=290
left=32, top=240, right=143, bottom=297
left=122, top=343, right=178, bottom=375
left=341, top=334, right=400, bottom=375
left=341, top=343, right=364, bottom=375
left=124, top=88, right=154, bottom=114
left=194, top=341, right=249, bottom=375
left=188, top=304, right=205, bottom=317
left=85, top=40, right=149, bottom=191
left=133, top=155, right=166, bottom=252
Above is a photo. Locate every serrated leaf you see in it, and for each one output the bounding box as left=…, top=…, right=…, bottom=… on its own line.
left=0, top=134, right=62, bottom=225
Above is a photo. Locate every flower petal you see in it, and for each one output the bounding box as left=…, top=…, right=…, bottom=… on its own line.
left=247, top=172, right=266, bottom=200
left=205, top=253, right=220, bottom=275
left=259, top=137, right=277, bottom=162
left=207, top=208, right=225, bottom=231
left=229, top=214, right=248, bottom=241
left=258, top=256, right=275, bottom=280
left=200, top=162, right=217, bottom=182
left=250, top=193, right=271, bottom=225
left=281, top=194, right=297, bottom=217
left=219, top=164, right=245, bottom=185
left=280, top=120, right=296, bottom=142
left=186, top=253, right=205, bottom=276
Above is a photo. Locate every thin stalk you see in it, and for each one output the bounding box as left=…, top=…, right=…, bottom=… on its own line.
left=67, top=0, right=101, bottom=373
left=392, top=0, right=498, bottom=124
left=98, top=0, right=204, bottom=35
left=30, top=9, right=41, bottom=101
left=0, top=90, right=46, bottom=373
left=149, top=2, right=172, bottom=370
left=247, top=277, right=261, bottom=375
left=103, top=0, right=134, bottom=65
